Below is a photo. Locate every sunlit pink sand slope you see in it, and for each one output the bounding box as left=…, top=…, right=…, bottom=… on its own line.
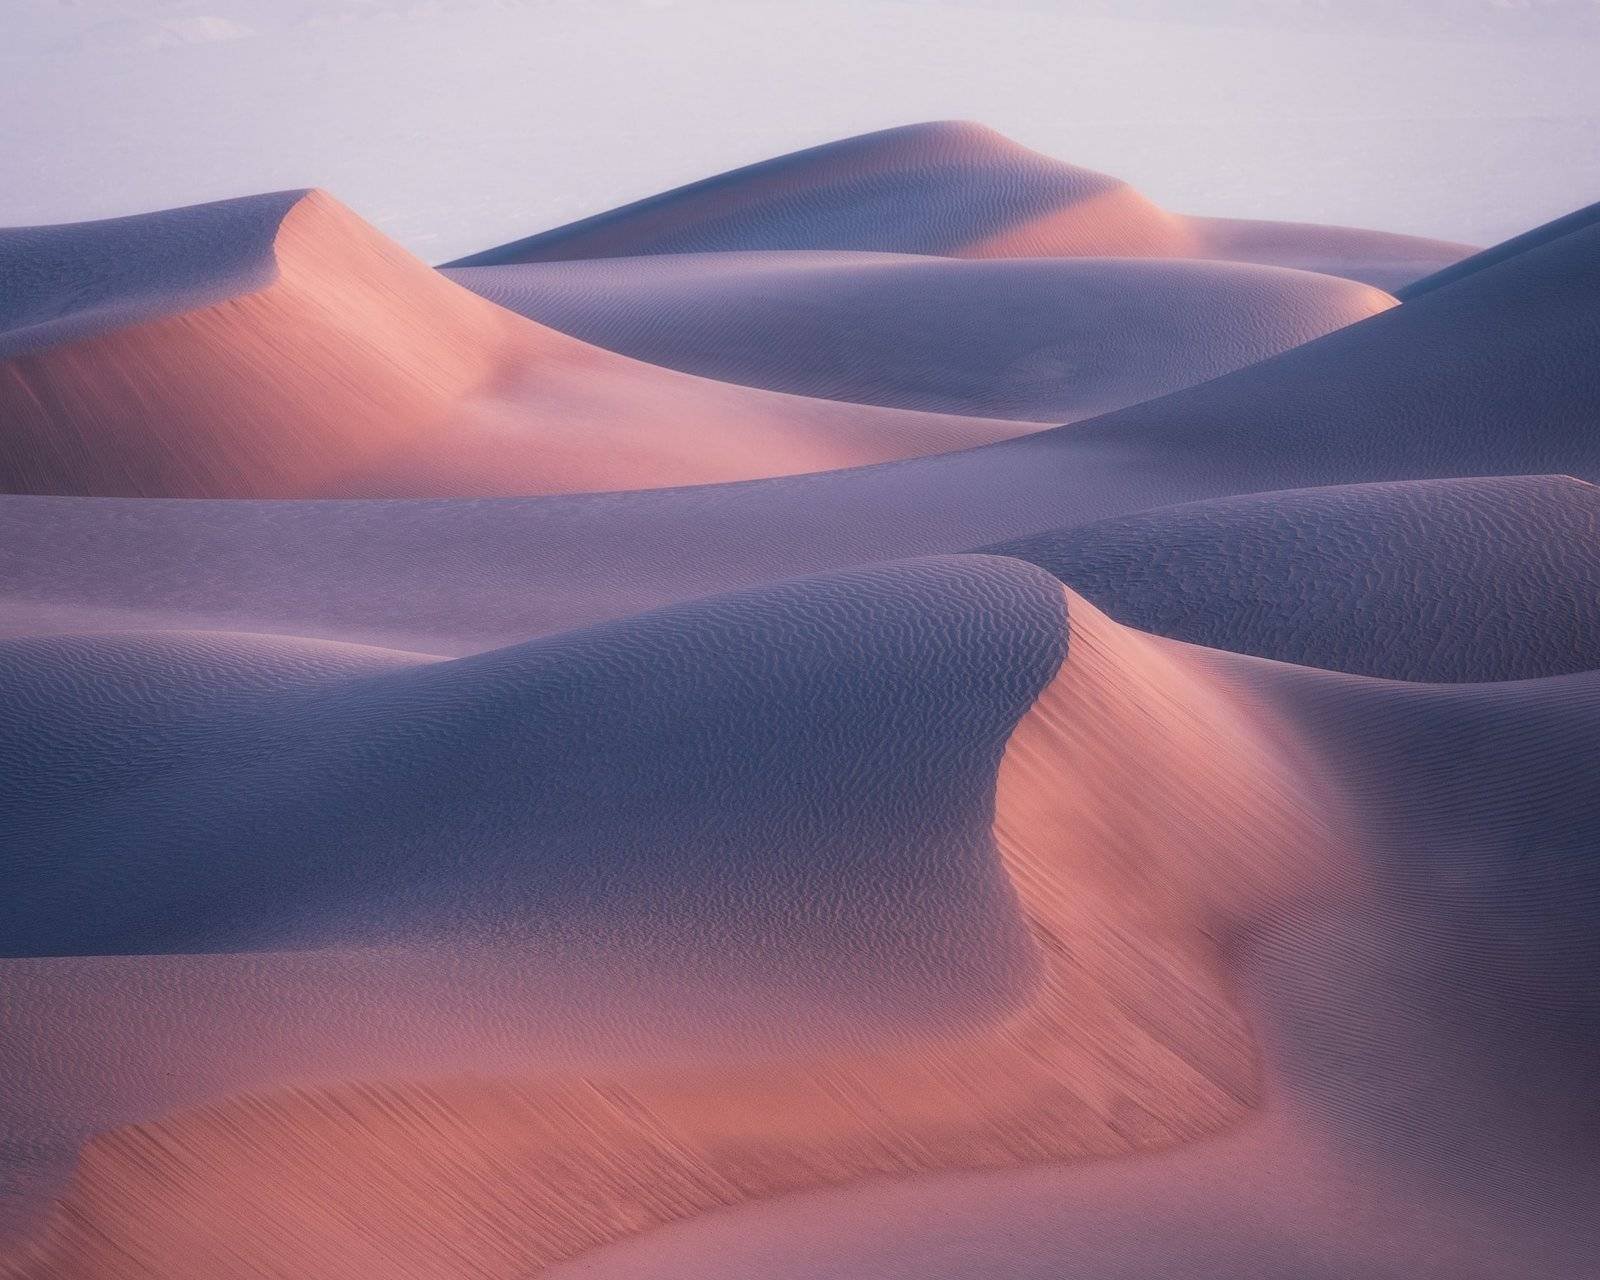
left=0, top=189, right=1051, bottom=497
left=2, top=123, right=1597, bottom=1280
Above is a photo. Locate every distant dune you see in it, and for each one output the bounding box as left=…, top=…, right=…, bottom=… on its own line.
left=0, top=191, right=1066, bottom=498
left=448, top=252, right=1394, bottom=422
left=447, top=122, right=1472, bottom=290
left=0, top=129, right=1472, bottom=500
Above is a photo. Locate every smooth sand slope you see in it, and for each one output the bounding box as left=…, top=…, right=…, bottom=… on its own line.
left=5, top=474, right=1599, bottom=673
left=2, top=204, right=1594, bottom=647
left=0, top=193, right=1063, bottom=498
left=447, top=122, right=1472, bottom=290
left=447, top=252, right=1394, bottom=421
left=537, top=642, right=1600, bottom=1280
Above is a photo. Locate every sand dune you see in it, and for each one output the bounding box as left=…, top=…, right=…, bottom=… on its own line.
left=3, top=139, right=1596, bottom=1280
left=0, top=192, right=1061, bottom=499
left=3, top=203, right=1592, bottom=647
left=989, top=475, right=1600, bottom=681
left=528, top=641, right=1600, bottom=1280
left=10, top=570, right=1599, bottom=1277
left=447, top=122, right=1473, bottom=290
left=0, top=189, right=521, bottom=498
left=3, top=572, right=1340, bottom=1278
left=447, top=252, right=1394, bottom=421
left=418, top=614, right=1600, bottom=1280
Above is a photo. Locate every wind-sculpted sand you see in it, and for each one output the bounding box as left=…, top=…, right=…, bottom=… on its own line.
left=1, top=576, right=1342, bottom=1278
left=2, top=122, right=1595, bottom=1279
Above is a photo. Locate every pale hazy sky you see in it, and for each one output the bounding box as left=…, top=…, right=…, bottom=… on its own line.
left=4, top=1, right=1598, bottom=260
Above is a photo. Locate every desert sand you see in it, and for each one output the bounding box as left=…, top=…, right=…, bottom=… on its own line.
left=2, top=121, right=1597, bottom=1280
left=1, top=190, right=1590, bottom=649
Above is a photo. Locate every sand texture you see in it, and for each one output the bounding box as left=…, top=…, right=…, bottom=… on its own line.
left=2, top=122, right=1595, bottom=1279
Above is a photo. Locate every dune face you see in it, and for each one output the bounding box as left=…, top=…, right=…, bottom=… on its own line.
left=1, top=560, right=1056, bottom=978
left=5, top=123, right=1599, bottom=1280
left=447, top=121, right=1472, bottom=290
left=521, top=666, right=1600, bottom=1280
left=0, top=192, right=1066, bottom=499
left=0, top=190, right=519, bottom=498
left=448, top=252, right=1394, bottom=422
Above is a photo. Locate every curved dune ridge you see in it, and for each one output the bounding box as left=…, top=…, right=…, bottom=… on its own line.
left=1, top=570, right=1343, bottom=1278
left=446, top=121, right=1473, bottom=290
left=3, top=139, right=1599, bottom=1280
left=0, top=192, right=1078, bottom=499
left=524, top=653, right=1600, bottom=1280
left=1, top=208, right=1594, bottom=648
left=447, top=252, right=1395, bottom=422
left=0, top=190, right=299, bottom=358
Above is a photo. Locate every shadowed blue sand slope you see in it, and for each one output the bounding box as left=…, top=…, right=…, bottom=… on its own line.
left=0, top=555, right=1063, bottom=1015
left=1395, top=198, right=1600, bottom=300
left=445, top=252, right=1393, bottom=422
left=987, top=475, right=1600, bottom=682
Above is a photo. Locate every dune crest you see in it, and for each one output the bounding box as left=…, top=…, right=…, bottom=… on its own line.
left=447, top=121, right=1191, bottom=265
left=448, top=121, right=1472, bottom=290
